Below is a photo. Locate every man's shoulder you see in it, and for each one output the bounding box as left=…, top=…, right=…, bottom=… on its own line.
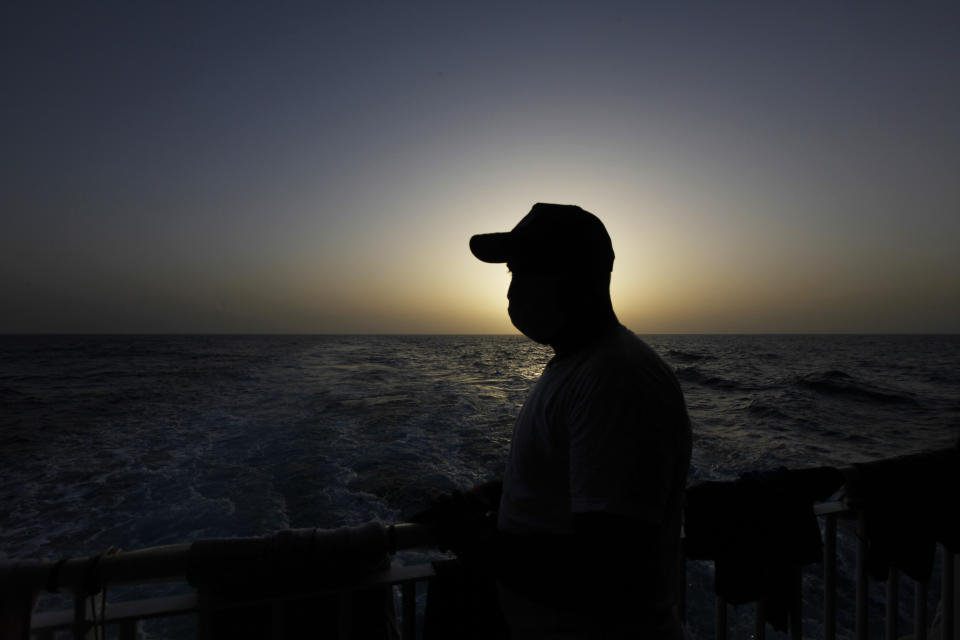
left=565, top=328, right=684, bottom=404
left=578, top=327, right=665, bottom=374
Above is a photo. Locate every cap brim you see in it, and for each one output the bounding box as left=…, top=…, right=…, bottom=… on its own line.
left=469, top=232, right=513, bottom=263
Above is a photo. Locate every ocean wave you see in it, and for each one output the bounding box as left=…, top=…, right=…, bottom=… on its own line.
left=755, top=351, right=783, bottom=361
left=666, top=348, right=716, bottom=363
left=3, top=334, right=957, bottom=574
left=745, top=400, right=791, bottom=420
left=926, top=370, right=960, bottom=385
left=674, top=365, right=742, bottom=391
left=796, top=370, right=919, bottom=406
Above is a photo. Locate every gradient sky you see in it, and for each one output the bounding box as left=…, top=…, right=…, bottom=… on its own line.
left=3, top=2, right=958, bottom=334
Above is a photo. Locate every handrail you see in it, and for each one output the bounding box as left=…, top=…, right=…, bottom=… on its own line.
left=28, top=562, right=441, bottom=639
left=3, top=523, right=435, bottom=595
left=16, top=504, right=854, bottom=597
left=812, top=500, right=848, bottom=516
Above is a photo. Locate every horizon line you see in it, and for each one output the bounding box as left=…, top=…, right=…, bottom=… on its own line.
left=3, top=331, right=959, bottom=337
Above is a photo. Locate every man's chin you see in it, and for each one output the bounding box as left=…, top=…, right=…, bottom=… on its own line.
left=522, top=332, right=554, bottom=345
left=510, top=320, right=557, bottom=345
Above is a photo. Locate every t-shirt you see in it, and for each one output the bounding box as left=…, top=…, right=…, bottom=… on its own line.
left=497, top=325, right=692, bottom=609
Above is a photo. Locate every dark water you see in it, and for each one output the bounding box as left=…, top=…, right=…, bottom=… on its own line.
left=1, top=334, right=958, bottom=637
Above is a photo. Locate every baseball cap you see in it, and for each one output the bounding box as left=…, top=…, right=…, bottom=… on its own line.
left=469, top=203, right=614, bottom=274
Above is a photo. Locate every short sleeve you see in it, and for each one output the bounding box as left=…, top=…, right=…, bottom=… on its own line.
left=566, top=357, right=676, bottom=525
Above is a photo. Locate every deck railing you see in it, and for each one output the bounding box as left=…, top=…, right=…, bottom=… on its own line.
left=29, top=561, right=437, bottom=640
left=698, top=500, right=958, bottom=640
left=12, top=503, right=960, bottom=639
left=16, top=523, right=436, bottom=639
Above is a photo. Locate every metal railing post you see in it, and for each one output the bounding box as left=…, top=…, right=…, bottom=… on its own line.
left=915, top=579, right=928, bottom=640
left=790, top=566, right=802, bottom=640
left=72, top=591, right=90, bottom=640
left=824, top=512, right=837, bottom=640
left=336, top=592, right=353, bottom=640
left=754, top=599, right=765, bottom=640
left=856, top=512, right=868, bottom=640
left=886, top=566, right=899, bottom=640
left=271, top=598, right=285, bottom=640
left=954, top=553, right=960, bottom=640
left=715, top=596, right=727, bottom=640
left=402, top=581, right=417, bottom=640
left=943, top=551, right=955, bottom=640
left=679, top=554, right=687, bottom=623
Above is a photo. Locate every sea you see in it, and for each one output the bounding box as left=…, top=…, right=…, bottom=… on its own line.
left=1, top=333, right=958, bottom=638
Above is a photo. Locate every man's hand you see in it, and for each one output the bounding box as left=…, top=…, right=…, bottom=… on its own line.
left=410, top=483, right=500, bottom=561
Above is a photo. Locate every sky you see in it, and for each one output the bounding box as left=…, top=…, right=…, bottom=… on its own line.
left=2, top=1, right=958, bottom=334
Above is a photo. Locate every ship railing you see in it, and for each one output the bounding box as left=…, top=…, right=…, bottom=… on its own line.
left=12, top=504, right=960, bottom=639
left=696, top=500, right=959, bottom=640
left=27, top=559, right=438, bottom=640
left=16, top=523, right=437, bottom=640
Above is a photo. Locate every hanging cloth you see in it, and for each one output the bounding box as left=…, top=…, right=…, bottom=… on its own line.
left=188, top=522, right=398, bottom=639
left=684, top=466, right=844, bottom=631
left=851, top=442, right=960, bottom=582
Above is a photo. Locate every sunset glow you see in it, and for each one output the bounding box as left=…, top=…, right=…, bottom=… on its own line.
left=2, top=3, right=958, bottom=334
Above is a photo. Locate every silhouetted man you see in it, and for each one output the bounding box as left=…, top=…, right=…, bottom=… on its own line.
left=470, top=203, right=692, bottom=639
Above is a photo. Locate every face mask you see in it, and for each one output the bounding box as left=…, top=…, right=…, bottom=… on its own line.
left=507, top=273, right=568, bottom=345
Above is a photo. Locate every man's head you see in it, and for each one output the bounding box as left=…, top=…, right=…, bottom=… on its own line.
left=470, top=203, right=617, bottom=346
left=469, top=203, right=614, bottom=276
